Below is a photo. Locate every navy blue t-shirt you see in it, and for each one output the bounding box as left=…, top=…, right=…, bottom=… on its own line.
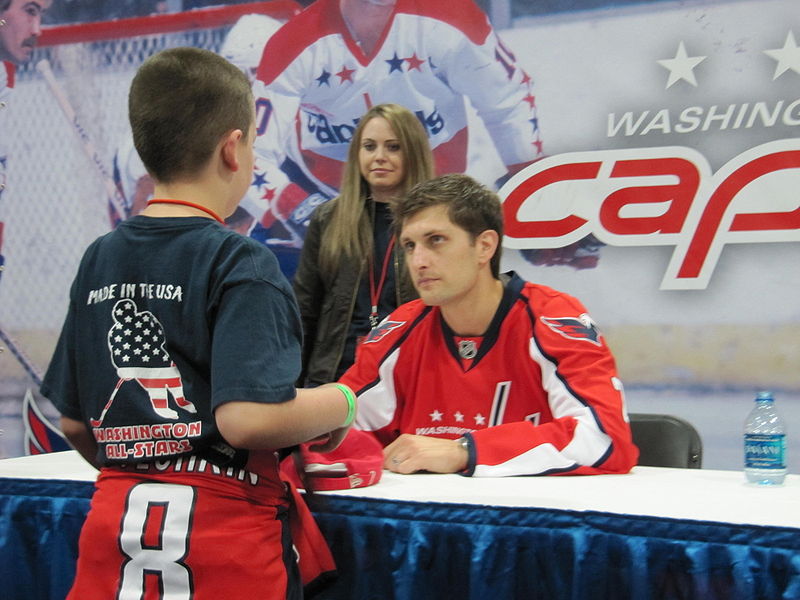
left=41, top=216, right=302, bottom=468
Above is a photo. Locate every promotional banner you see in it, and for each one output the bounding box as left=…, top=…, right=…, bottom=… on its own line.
left=493, top=0, right=799, bottom=470
left=497, top=0, right=798, bottom=389
left=0, top=0, right=796, bottom=470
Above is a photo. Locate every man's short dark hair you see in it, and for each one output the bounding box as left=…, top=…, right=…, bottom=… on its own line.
left=129, top=47, right=253, bottom=183
left=395, top=173, right=504, bottom=278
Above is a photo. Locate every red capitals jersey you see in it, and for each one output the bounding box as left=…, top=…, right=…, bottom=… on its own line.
left=340, top=273, right=638, bottom=477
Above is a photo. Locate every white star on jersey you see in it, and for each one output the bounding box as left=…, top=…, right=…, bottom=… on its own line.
left=430, top=409, right=443, bottom=422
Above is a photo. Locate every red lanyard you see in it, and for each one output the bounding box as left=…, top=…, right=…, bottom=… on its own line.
left=146, top=199, right=225, bottom=225
left=368, top=234, right=395, bottom=329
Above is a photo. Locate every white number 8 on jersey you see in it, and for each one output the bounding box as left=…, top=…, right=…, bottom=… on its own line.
left=118, top=482, right=196, bottom=599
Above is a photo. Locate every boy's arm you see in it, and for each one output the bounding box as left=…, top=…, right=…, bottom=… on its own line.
left=59, top=416, right=101, bottom=470
left=215, top=384, right=355, bottom=452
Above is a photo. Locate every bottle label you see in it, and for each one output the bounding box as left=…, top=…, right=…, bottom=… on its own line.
left=744, top=434, right=786, bottom=469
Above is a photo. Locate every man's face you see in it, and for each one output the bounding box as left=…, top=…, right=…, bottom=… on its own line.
left=0, top=0, right=48, bottom=64
left=400, top=204, right=491, bottom=308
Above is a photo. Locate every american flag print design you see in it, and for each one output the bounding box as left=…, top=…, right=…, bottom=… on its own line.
left=103, top=299, right=197, bottom=422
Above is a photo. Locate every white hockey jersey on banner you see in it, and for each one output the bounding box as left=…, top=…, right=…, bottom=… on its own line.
left=249, top=0, right=543, bottom=226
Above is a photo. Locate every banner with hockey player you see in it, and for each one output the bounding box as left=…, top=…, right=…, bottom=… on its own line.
left=0, top=0, right=796, bottom=471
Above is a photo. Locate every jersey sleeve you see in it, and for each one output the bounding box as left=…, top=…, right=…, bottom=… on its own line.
left=468, top=289, right=638, bottom=477
left=0, top=63, right=15, bottom=203
left=339, top=303, right=425, bottom=447
left=430, top=8, right=543, bottom=171
left=40, top=248, right=97, bottom=422
left=210, top=241, right=303, bottom=406
left=248, top=19, right=319, bottom=226
left=40, top=298, right=83, bottom=421
left=246, top=82, right=298, bottom=224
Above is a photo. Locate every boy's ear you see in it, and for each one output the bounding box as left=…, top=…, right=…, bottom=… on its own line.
left=220, top=129, right=244, bottom=172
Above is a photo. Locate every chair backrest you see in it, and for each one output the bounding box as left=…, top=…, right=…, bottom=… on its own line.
left=628, top=413, right=703, bottom=469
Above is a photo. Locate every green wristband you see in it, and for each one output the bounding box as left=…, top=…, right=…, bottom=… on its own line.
left=335, top=384, right=357, bottom=428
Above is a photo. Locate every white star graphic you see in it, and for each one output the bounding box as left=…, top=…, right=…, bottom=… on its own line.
left=430, top=409, right=443, bottom=422
left=474, top=413, right=486, bottom=426
left=454, top=411, right=464, bottom=423
left=657, top=41, right=706, bottom=88
left=764, top=31, right=800, bottom=79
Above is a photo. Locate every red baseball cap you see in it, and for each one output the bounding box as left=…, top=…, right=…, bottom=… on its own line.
left=281, top=429, right=384, bottom=491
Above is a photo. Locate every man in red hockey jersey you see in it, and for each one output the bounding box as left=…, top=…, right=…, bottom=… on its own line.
left=339, top=173, right=638, bottom=477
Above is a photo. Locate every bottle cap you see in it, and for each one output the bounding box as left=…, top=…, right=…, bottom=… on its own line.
left=756, top=391, right=773, bottom=401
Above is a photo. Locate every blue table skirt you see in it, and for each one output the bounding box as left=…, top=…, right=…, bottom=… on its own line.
left=2, top=478, right=799, bottom=600
left=308, top=494, right=800, bottom=600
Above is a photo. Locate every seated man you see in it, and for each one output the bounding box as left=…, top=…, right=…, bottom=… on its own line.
left=340, top=173, right=638, bottom=476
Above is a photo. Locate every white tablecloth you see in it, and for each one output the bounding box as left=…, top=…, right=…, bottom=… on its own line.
left=1, top=450, right=797, bottom=529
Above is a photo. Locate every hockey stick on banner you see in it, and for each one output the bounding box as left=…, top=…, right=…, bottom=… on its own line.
left=35, top=58, right=130, bottom=220
left=0, top=324, right=43, bottom=386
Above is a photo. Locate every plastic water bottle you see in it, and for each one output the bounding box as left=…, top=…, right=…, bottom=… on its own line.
left=743, top=391, right=787, bottom=485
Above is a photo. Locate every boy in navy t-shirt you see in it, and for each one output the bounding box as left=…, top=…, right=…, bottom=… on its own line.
left=41, top=47, right=357, bottom=600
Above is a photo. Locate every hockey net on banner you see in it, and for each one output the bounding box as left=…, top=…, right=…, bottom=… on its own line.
left=0, top=1, right=300, bottom=457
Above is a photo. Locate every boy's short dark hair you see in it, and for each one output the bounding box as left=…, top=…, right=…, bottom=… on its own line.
left=129, top=46, right=253, bottom=183
left=394, top=173, right=504, bottom=278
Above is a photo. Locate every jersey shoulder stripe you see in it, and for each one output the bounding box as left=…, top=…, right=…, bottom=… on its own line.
left=256, top=0, right=342, bottom=85
left=345, top=300, right=432, bottom=395
left=2, top=61, right=15, bottom=89
left=396, top=0, right=492, bottom=45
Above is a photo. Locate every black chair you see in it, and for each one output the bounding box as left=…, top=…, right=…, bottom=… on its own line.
left=629, top=413, right=703, bottom=468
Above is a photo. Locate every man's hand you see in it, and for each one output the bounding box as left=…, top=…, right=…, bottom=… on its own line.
left=383, top=434, right=468, bottom=474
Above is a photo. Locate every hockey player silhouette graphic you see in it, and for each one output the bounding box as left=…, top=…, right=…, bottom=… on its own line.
left=92, top=299, right=196, bottom=426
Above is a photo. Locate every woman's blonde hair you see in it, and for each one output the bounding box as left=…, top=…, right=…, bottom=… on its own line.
left=319, top=103, right=434, bottom=272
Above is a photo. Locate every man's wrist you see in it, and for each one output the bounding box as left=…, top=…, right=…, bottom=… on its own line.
left=456, top=436, right=471, bottom=471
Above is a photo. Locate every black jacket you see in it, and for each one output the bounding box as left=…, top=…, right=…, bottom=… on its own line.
left=292, top=199, right=417, bottom=386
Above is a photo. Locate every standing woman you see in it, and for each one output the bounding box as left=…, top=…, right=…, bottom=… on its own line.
left=294, top=103, right=435, bottom=386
